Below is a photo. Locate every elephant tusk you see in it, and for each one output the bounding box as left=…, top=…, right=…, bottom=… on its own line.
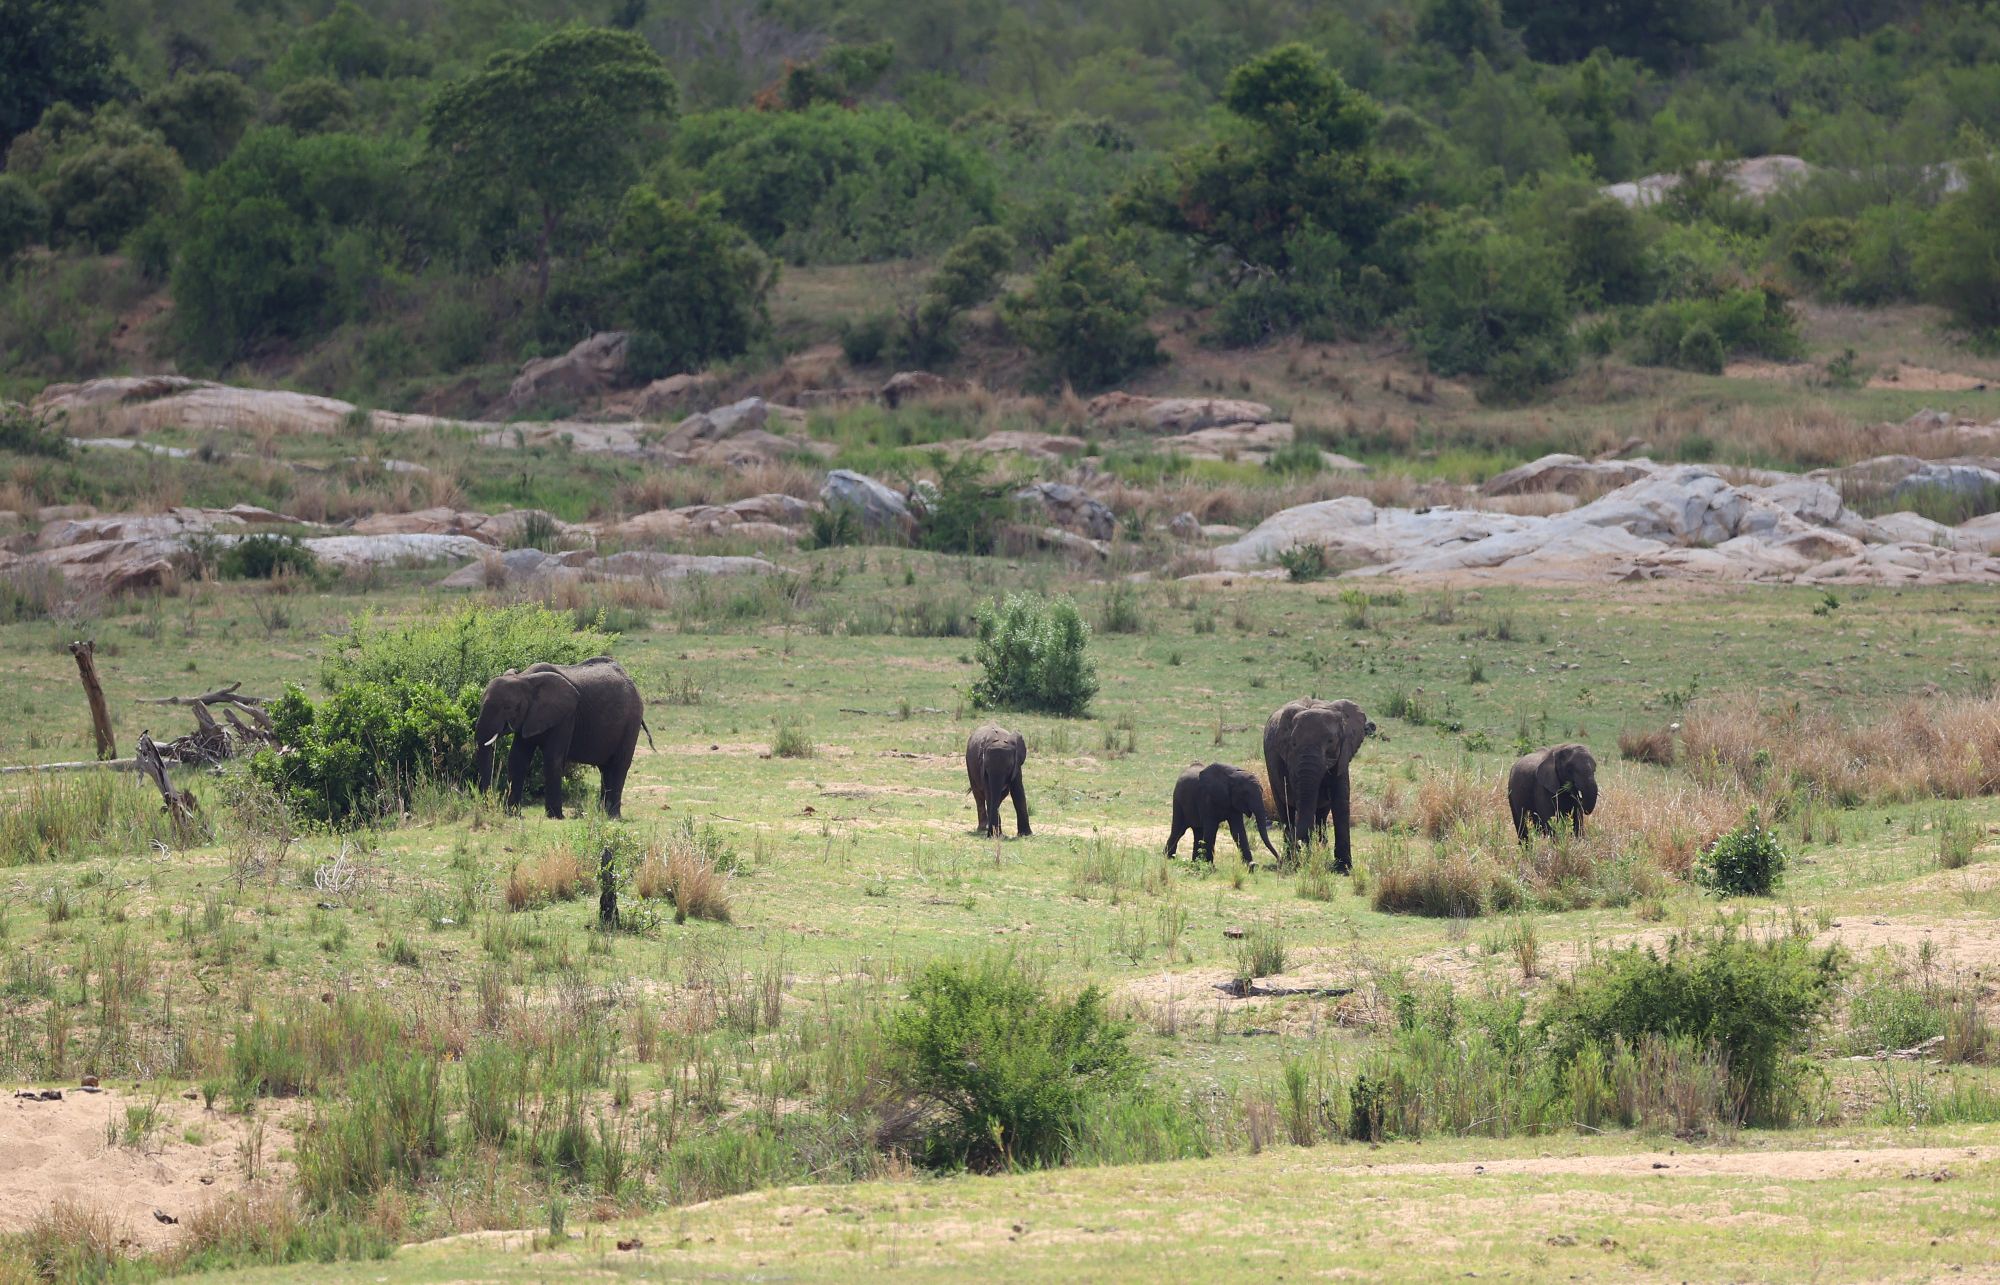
left=482, top=733, right=502, bottom=748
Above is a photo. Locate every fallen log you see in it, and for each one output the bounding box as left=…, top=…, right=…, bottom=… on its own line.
left=134, top=731, right=200, bottom=829
left=1, top=758, right=139, bottom=774
left=136, top=681, right=270, bottom=710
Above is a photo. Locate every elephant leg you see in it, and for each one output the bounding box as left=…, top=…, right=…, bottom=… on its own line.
left=1332, top=765, right=1353, bottom=875
left=542, top=754, right=567, bottom=819
left=1166, top=803, right=1187, bottom=858
left=1510, top=803, right=1529, bottom=844
left=1009, top=776, right=1031, bottom=837
left=1228, top=816, right=1254, bottom=866
left=970, top=779, right=990, bottom=836
left=600, top=750, right=633, bottom=820
left=1199, top=821, right=1222, bottom=864
left=505, top=741, right=533, bottom=811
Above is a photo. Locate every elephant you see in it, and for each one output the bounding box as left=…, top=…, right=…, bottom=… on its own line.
left=1166, top=763, right=1280, bottom=866
left=474, top=657, right=651, bottom=819
left=1263, top=698, right=1375, bottom=874
left=1508, top=743, right=1599, bottom=841
left=965, top=724, right=1030, bottom=838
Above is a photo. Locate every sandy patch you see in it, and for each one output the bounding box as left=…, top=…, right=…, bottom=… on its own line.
left=814, top=782, right=962, bottom=800
left=0, top=1086, right=284, bottom=1251
left=1868, top=364, right=1995, bottom=391
left=1344, top=1143, right=1999, bottom=1183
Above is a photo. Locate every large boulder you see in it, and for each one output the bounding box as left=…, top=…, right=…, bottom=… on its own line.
left=349, top=508, right=492, bottom=541
left=880, top=371, right=958, bottom=408
left=1481, top=453, right=1657, bottom=497
left=1013, top=482, right=1115, bottom=541
left=666, top=397, right=807, bottom=448
left=491, top=331, right=631, bottom=417
left=631, top=372, right=716, bottom=420
left=301, top=534, right=495, bottom=571
left=820, top=469, right=912, bottom=533
left=1956, top=512, right=2000, bottom=555
left=596, top=551, right=779, bottom=580
left=471, top=509, right=595, bottom=550
left=687, top=429, right=831, bottom=469
left=957, top=430, right=1088, bottom=461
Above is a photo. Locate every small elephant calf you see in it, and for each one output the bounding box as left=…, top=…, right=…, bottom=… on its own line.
left=1167, top=763, right=1280, bottom=866
left=966, top=724, right=1031, bottom=838
left=1508, top=743, right=1599, bottom=840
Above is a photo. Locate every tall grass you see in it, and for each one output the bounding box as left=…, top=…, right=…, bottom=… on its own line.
left=1681, top=693, right=2000, bottom=804
left=0, top=771, right=183, bottom=865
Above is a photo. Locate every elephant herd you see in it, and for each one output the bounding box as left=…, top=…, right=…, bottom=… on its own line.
left=469, top=661, right=1601, bottom=863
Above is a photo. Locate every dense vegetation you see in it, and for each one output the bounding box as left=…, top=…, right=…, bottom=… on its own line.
left=5, top=0, right=2000, bottom=405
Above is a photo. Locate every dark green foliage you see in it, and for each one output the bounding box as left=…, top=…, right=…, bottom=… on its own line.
left=1564, top=197, right=1657, bottom=305
left=138, top=71, right=256, bottom=172
left=971, top=592, right=1098, bottom=717
left=917, top=453, right=1009, bottom=556
left=889, top=956, right=1136, bottom=1168
left=891, top=224, right=1012, bottom=366
left=762, top=39, right=896, bottom=110
left=1539, top=925, right=1842, bottom=1122
left=839, top=312, right=892, bottom=365
left=1632, top=285, right=1802, bottom=370
left=253, top=605, right=611, bottom=823
left=1917, top=154, right=2000, bottom=337
left=1504, top=0, right=1741, bottom=69
left=218, top=533, right=317, bottom=580
left=1264, top=438, right=1326, bottom=476
left=1122, top=43, right=1412, bottom=339
left=273, top=0, right=427, bottom=84
left=1001, top=236, right=1160, bottom=390
left=426, top=27, right=677, bottom=298
left=1411, top=219, right=1577, bottom=401
left=614, top=186, right=774, bottom=380
left=1417, top=0, right=1518, bottom=61
left=0, top=402, right=68, bottom=457
left=675, top=105, right=996, bottom=262
left=171, top=128, right=415, bottom=362
left=18, top=108, right=187, bottom=251
left=0, top=0, right=127, bottom=145
left=0, top=173, right=48, bottom=263
left=1278, top=543, right=1331, bottom=582
left=270, top=78, right=357, bottom=136
left=1694, top=809, right=1789, bottom=896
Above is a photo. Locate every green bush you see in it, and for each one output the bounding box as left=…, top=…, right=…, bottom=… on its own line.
left=1264, top=437, right=1326, bottom=476
left=253, top=605, right=612, bottom=822
left=614, top=185, right=774, bottom=380
left=1564, top=196, right=1657, bottom=306
left=1694, top=809, right=1788, bottom=896
left=218, top=533, right=317, bottom=580
left=1410, top=219, right=1576, bottom=401
left=271, top=78, right=357, bottom=135
left=890, top=224, right=1013, bottom=367
left=1917, top=153, right=2000, bottom=337
left=0, top=175, right=48, bottom=264
left=1001, top=236, right=1161, bottom=390
left=889, top=956, right=1136, bottom=1168
left=41, top=113, right=186, bottom=251
left=0, top=403, right=70, bottom=457
left=1539, top=925, right=1842, bottom=1124
left=918, top=454, right=1010, bottom=557
left=1631, top=286, right=1801, bottom=371
left=1676, top=322, right=1725, bottom=375
left=137, top=71, right=256, bottom=172
left=971, top=592, right=1098, bottom=717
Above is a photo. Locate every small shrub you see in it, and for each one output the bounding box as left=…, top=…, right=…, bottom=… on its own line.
left=771, top=717, right=815, bottom=759
left=809, top=503, right=861, bottom=549
left=1234, top=918, right=1287, bottom=983
left=919, top=453, right=1010, bottom=557
left=1934, top=807, right=1980, bottom=870
left=219, top=534, right=318, bottom=581
left=1098, top=583, right=1144, bottom=635
left=888, top=955, right=1136, bottom=1169
left=0, top=403, right=72, bottom=458
left=634, top=820, right=734, bottom=923
left=1263, top=437, right=1325, bottom=476
left=1277, top=543, right=1329, bottom=582
left=971, top=592, right=1098, bottom=717
left=1539, top=924, right=1843, bottom=1124
left=504, top=848, right=591, bottom=911
left=1693, top=809, right=1787, bottom=896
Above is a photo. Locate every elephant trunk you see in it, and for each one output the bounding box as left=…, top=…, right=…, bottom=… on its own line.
left=473, top=707, right=505, bottom=793
left=1252, top=799, right=1280, bottom=862
left=1290, top=757, right=1323, bottom=847
left=1580, top=778, right=1599, bottom=814
left=983, top=760, right=1010, bottom=835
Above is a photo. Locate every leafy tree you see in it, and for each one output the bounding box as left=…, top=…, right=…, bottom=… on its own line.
left=0, top=0, right=127, bottom=146
left=172, top=128, right=415, bottom=361
left=1411, top=217, right=1577, bottom=402
left=274, top=0, right=426, bottom=83
left=1121, top=43, right=1412, bottom=338
left=758, top=40, right=896, bottom=110
left=139, top=71, right=257, bottom=172
left=892, top=224, right=1013, bottom=366
left=1916, top=153, right=2000, bottom=337
left=1002, top=236, right=1161, bottom=390
left=675, top=105, right=995, bottom=263
left=1564, top=196, right=1658, bottom=305
left=0, top=175, right=47, bottom=265
left=613, top=185, right=774, bottom=379
left=271, top=78, right=358, bottom=135
left=1501, top=0, right=1740, bottom=70
left=1417, top=0, right=1519, bottom=62
left=426, top=27, right=678, bottom=299
left=44, top=117, right=185, bottom=251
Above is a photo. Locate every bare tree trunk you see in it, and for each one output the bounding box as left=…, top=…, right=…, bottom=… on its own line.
left=135, top=731, right=200, bottom=832
left=68, top=640, right=116, bottom=761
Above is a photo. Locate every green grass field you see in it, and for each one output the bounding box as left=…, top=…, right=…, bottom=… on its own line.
left=3, top=556, right=1998, bottom=1283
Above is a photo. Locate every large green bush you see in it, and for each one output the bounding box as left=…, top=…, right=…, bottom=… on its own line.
left=219, top=533, right=317, bottom=580
left=1001, top=236, right=1160, bottom=390
left=252, top=605, right=613, bottom=823
left=675, top=106, right=996, bottom=262
left=1631, top=285, right=1801, bottom=371
left=1917, top=154, right=2000, bottom=337
left=0, top=175, right=48, bottom=265
left=889, top=956, right=1137, bottom=1169
left=613, top=185, right=774, bottom=380
left=137, top=71, right=256, bottom=172
left=970, top=592, right=1098, bottom=717
left=1411, top=218, right=1577, bottom=402
left=1539, top=925, right=1842, bottom=1123
left=1693, top=808, right=1789, bottom=896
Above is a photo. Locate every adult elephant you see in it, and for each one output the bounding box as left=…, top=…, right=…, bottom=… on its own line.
left=1508, top=743, right=1598, bottom=841
left=1167, top=763, right=1280, bottom=867
left=1262, top=698, right=1374, bottom=873
left=965, top=724, right=1031, bottom=838
left=474, top=657, right=650, bottom=819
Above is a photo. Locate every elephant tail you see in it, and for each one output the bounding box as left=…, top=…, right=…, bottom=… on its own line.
left=640, top=717, right=656, bottom=752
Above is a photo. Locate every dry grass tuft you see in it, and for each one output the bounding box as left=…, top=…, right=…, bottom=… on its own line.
left=1681, top=694, right=2000, bottom=805
left=1410, top=762, right=1495, bottom=840
left=504, top=848, right=592, bottom=911
left=16, top=1200, right=122, bottom=1281
left=165, top=1189, right=302, bottom=1267
left=1619, top=725, right=1677, bottom=766
left=635, top=834, right=733, bottom=923
left=1369, top=829, right=1515, bottom=918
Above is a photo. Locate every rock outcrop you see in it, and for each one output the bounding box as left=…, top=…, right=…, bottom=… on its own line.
left=1602, top=155, right=1814, bottom=208
left=490, top=332, right=631, bottom=417
left=821, top=470, right=913, bottom=533
left=1013, top=482, right=1115, bottom=541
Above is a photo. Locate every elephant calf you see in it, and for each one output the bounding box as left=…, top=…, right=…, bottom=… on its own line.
left=1508, top=743, right=1599, bottom=840
left=965, top=724, right=1030, bottom=838
left=474, top=657, right=649, bottom=819
left=1167, top=763, right=1279, bottom=866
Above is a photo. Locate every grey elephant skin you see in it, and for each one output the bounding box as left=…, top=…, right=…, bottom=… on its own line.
left=1167, top=763, right=1279, bottom=866
left=1508, top=743, right=1598, bottom=840
left=965, top=724, right=1031, bottom=838
left=474, top=657, right=648, bottom=819
left=1263, top=698, right=1375, bottom=873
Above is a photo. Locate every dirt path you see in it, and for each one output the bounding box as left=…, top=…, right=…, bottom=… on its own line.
left=1339, top=1142, right=1995, bottom=1181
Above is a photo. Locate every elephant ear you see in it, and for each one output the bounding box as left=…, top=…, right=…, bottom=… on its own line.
left=1536, top=750, right=1565, bottom=798
left=518, top=672, right=578, bottom=739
